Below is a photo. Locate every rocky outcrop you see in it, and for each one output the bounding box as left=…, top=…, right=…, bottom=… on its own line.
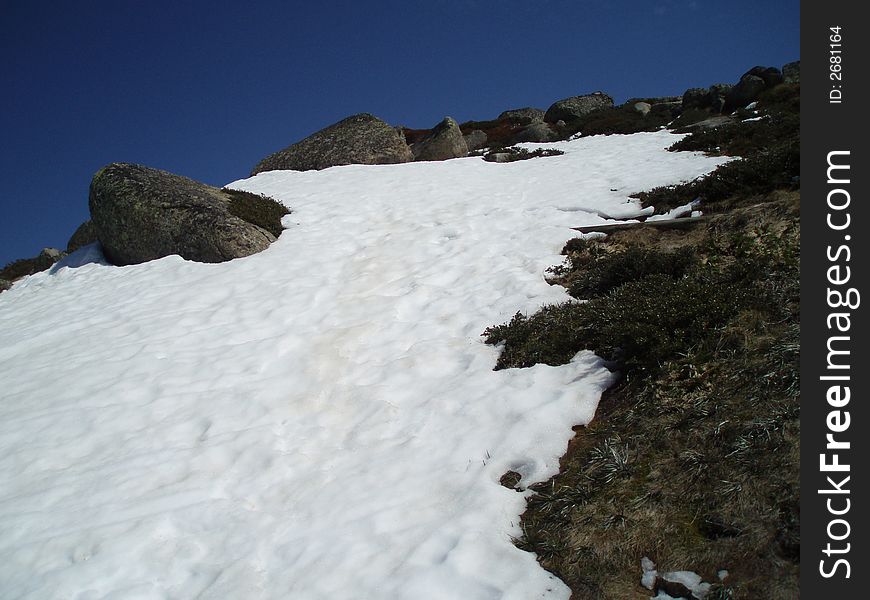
left=463, top=130, right=488, bottom=152
left=707, top=84, right=733, bottom=112
left=724, top=66, right=783, bottom=111
left=726, top=75, right=765, bottom=110
left=498, top=107, right=545, bottom=123
left=783, top=60, right=800, bottom=84
left=745, top=65, right=784, bottom=88
left=682, top=84, right=732, bottom=112
left=66, top=220, right=99, bottom=253
left=544, top=92, right=613, bottom=123
left=681, top=88, right=709, bottom=110
left=411, top=117, right=468, bottom=161
left=251, top=113, right=414, bottom=175
left=89, top=163, right=280, bottom=266
left=0, top=278, right=10, bottom=293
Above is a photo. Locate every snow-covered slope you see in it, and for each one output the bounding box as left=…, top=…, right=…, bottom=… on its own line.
left=0, top=132, right=729, bottom=599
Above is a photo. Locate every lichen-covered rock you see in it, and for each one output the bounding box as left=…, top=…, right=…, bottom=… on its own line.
left=251, top=113, right=414, bottom=175
left=497, top=107, right=545, bottom=123
left=508, top=122, right=560, bottom=144
left=633, top=102, right=651, bottom=116
left=411, top=117, right=468, bottom=161
left=544, top=92, right=613, bottom=123
left=463, top=130, right=488, bottom=152
left=40, top=247, right=64, bottom=262
left=66, top=220, right=99, bottom=253
left=783, top=60, right=800, bottom=84
left=89, top=163, right=279, bottom=266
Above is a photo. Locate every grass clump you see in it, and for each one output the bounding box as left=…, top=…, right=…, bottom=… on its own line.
left=222, top=188, right=290, bottom=238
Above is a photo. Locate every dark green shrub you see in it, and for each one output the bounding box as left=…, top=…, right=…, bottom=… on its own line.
left=635, top=140, right=799, bottom=212
left=484, top=272, right=748, bottom=374
left=567, top=246, right=697, bottom=299
left=574, top=273, right=750, bottom=373
left=222, top=188, right=290, bottom=238
left=484, top=223, right=796, bottom=375
left=483, top=304, right=588, bottom=370
left=670, top=112, right=798, bottom=157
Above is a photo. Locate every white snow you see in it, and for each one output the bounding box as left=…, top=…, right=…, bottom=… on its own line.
left=641, top=556, right=658, bottom=590
left=646, top=199, right=702, bottom=222
left=660, top=570, right=712, bottom=598
left=0, top=131, right=728, bottom=599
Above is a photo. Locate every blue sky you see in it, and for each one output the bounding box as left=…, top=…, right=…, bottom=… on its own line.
left=1, top=0, right=799, bottom=267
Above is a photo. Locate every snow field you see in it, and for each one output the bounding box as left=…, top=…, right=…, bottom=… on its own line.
left=0, top=132, right=729, bottom=599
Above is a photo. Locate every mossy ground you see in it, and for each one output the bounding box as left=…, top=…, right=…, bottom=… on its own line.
left=483, top=84, right=800, bottom=598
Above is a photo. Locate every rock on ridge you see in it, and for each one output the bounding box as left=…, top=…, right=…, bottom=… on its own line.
left=411, top=117, right=468, bottom=161
left=89, top=163, right=279, bottom=266
left=782, top=60, right=800, bottom=84
left=251, top=113, right=414, bottom=175
left=544, top=92, right=614, bottom=123
left=66, top=220, right=99, bottom=253
left=497, top=107, right=546, bottom=124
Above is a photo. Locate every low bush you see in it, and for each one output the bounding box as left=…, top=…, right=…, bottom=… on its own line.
left=482, top=147, right=565, bottom=162
left=1, top=253, right=59, bottom=282
left=566, top=246, right=697, bottom=299
left=222, top=188, right=290, bottom=238
left=670, top=112, right=798, bottom=157
left=634, top=140, right=798, bottom=212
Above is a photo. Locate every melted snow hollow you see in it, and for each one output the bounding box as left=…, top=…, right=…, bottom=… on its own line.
left=0, top=132, right=729, bottom=599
